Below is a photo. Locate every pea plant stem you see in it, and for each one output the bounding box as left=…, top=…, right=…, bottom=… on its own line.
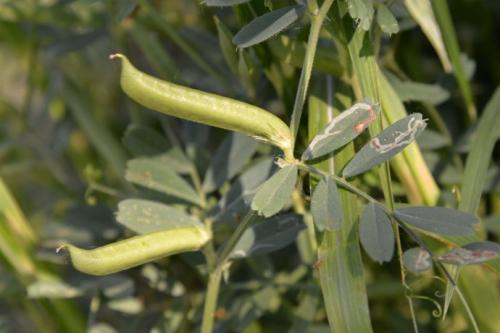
left=289, top=0, right=334, bottom=144
left=200, top=210, right=260, bottom=333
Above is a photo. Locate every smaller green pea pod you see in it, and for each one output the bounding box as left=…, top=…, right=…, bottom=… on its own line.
left=111, top=54, right=294, bottom=160
left=61, top=226, right=210, bottom=276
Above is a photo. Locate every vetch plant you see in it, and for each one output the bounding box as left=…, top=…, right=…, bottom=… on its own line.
left=50, top=1, right=500, bottom=332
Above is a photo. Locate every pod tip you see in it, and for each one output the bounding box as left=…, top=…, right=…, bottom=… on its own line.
left=109, top=53, right=124, bottom=61
left=56, top=244, right=68, bottom=254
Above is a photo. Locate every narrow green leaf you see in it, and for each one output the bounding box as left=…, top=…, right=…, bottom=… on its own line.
left=230, top=214, right=304, bottom=258
left=251, top=164, right=298, bottom=217
left=404, top=0, right=452, bottom=72
left=359, top=203, right=394, bottom=264
left=233, top=5, right=305, bottom=48
left=437, top=242, right=500, bottom=266
left=125, top=159, right=200, bottom=205
left=376, top=4, right=399, bottom=35
left=348, top=0, right=374, bottom=31
left=115, top=0, right=137, bottom=23
left=116, top=199, right=203, bottom=234
left=214, top=16, right=239, bottom=75
left=205, top=0, right=251, bottom=6
left=431, top=0, right=477, bottom=122
left=343, top=113, right=427, bottom=178
left=310, top=176, right=343, bottom=231
left=394, top=206, right=477, bottom=236
left=459, top=88, right=500, bottom=213
left=403, top=247, right=432, bottom=274
left=302, top=102, right=379, bottom=160
left=202, top=133, right=258, bottom=193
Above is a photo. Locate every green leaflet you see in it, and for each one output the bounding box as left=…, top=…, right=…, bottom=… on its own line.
left=251, top=164, right=298, bottom=217
left=403, top=247, right=432, bottom=274
left=348, top=0, right=374, bottom=31
left=116, top=199, right=204, bottom=235
left=437, top=242, right=500, bottom=266
left=394, top=206, right=477, bottom=236
left=376, top=4, right=399, bottom=35
left=233, top=5, right=305, bottom=48
left=125, top=158, right=200, bottom=205
left=310, top=176, right=343, bottom=231
left=302, top=101, right=379, bottom=161
left=342, top=113, right=427, bottom=178
left=359, top=203, right=394, bottom=264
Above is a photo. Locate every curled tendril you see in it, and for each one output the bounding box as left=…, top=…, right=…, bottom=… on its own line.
left=434, top=290, right=445, bottom=298
left=408, top=294, right=443, bottom=318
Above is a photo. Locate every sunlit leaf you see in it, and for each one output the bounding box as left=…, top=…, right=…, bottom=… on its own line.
left=125, top=159, right=200, bottom=205
left=348, top=0, right=374, bottom=31
left=302, top=102, right=379, bottom=161
left=394, top=206, right=477, bottom=236
left=310, top=176, right=343, bottom=231
left=343, top=113, right=427, bottom=178
left=27, top=280, right=83, bottom=299
left=376, top=4, right=399, bottom=35
left=403, top=247, right=432, bottom=274
left=233, top=5, right=305, bottom=48
left=251, top=164, right=298, bottom=217
left=359, top=203, right=394, bottom=264
left=116, top=199, right=203, bottom=234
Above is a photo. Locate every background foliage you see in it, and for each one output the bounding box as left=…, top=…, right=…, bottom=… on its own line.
left=0, top=0, right=499, bottom=332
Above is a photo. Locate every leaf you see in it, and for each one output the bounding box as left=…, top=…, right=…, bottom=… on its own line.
left=310, top=176, right=343, bottom=231
left=385, top=71, right=450, bottom=105
left=202, top=133, right=258, bottom=193
left=376, top=4, right=399, bottom=35
left=107, top=297, right=143, bottom=314
left=437, top=242, right=500, bottom=266
left=359, top=203, right=395, bottom=264
left=404, top=0, right=452, bottom=72
left=459, top=88, right=500, bottom=213
left=403, top=247, right=432, bottom=274
left=125, top=159, right=200, bottom=205
left=205, top=0, right=251, bottom=7
left=348, top=0, right=374, bottom=31
left=302, top=102, right=379, bottom=161
left=394, top=206, right=478, bottom=236
left=342, top=113, right=427, bottom=178
left=122, top=125, right=170, bottom=157
left=230, top=214, right=304, bottom=258
left=27, top=280, right=83, bottom=299
left=233, top=5, right=305, bottom=48
left=211, top=158, right=275, bottom=223
left=251, top=164, right=298, bottom=217
left=116, top=199, right=203, bottom=234
left=214, top=16, right=239, bottom=75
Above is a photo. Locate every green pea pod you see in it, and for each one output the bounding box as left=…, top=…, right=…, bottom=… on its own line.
left=61, top=226, right=210, bottom=276
left=111, top=54, right=294, bottom=160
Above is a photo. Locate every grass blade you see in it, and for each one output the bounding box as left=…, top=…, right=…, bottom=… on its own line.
left=431, top=0, right=477, bottom=122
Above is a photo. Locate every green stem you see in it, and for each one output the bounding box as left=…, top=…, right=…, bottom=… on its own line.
left=200, top=210, right=259, bottom=332
left=289, top=0, right=335, bottom=143
left=200, top=269, right=222, bottom=333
